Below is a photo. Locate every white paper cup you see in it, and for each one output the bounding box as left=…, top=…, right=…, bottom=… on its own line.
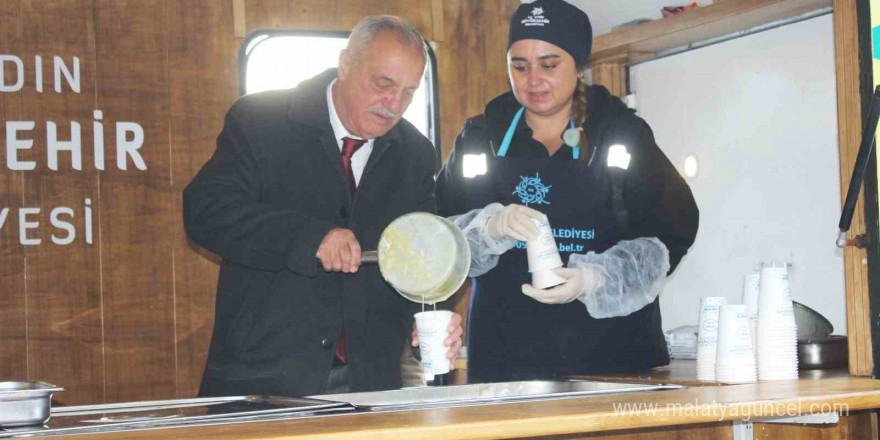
left=757, top=329, right=798, bottom=380
left=755, top=265, right=798, bottom=380
left=526, top=219, right=563, bottom=272
left=742, top=273, right=760, bottom=310
left=758, top=266, right=795, bottom=326
left=742, top=273, right=760, bottom=349
left=696, top=296, right=727, bottom=381
left=414, top=310, right=453, bottom=378
left=714, top=305, right=756, bottom=383
left=532, top=268, right=566, bottom=289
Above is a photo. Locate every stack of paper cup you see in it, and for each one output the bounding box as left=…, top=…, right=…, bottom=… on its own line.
left=741, top=272, right=760, bottom=350
left=696, top=296, right=727, bottom=381
left=756, top=264, right=799, bottom=381
left=414, top=310, right=453, bottom=381
left=526, top=219, right=565, bottom=289
left=714, top=304, right=757, bottom=383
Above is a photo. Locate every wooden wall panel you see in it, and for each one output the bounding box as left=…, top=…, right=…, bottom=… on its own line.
left=342, top=0, right=434, bottom=39
left=245, top=0, right=288, bottom=31
left=833, top=0, right=873, bottom=376
left=483, top=1, right=517, bottom=101
left=18, top=0, right=104, bottom=405
left=592, top=63, right=627, bottom=98
left=435, top=0, right=487, bottom=162
left=245, top=0, right=344, bottom=33
left=434, top=0, right=518, bottom=160
left=94, top=0, right=177, bottom=402
left=167, top=0, right=238, bottom=398
left=0, top=0, right=28, bottom=381
left=243, top=0, right=433, bottom=39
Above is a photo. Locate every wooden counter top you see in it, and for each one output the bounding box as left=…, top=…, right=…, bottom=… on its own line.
left=571, top=359, right=851, bottom=387
left=57, top=374, right=880, bottom=440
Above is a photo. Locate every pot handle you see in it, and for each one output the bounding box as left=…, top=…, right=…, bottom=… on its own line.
left=315, top=250, right=379, bottom=265
left=361, top=250, right=379, bottom=263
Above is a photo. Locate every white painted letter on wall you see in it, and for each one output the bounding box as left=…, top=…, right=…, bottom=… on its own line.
left=116, top=122, right=147, bottom=170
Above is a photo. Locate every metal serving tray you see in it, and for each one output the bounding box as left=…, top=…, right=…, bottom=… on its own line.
left=0, top=395, right=352, bottom=438
left=0, top=382, right=64, bottom=428
left=313, top=380, right=684, bottom=411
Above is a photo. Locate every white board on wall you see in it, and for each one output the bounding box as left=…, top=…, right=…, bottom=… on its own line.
left=630, top=15, right=845, bottom=334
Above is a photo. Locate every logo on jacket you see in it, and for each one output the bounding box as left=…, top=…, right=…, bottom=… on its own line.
left=513, top=173, right=552, bottom=206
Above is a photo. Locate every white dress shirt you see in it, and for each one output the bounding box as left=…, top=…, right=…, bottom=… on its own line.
left=327, top=79, right=374, bottom=187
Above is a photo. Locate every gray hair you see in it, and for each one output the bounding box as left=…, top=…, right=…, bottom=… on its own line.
left=347, top=15, right=427, bottom=62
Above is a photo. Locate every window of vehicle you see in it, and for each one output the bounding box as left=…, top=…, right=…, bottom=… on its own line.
left=241, top=32, right=439, bottom=149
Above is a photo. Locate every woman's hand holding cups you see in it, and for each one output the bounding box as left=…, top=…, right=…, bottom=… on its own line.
left=486, top=204, right=548, bottom=242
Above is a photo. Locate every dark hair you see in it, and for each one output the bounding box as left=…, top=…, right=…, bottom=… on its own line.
left=571, top=70, right=590, bottom=163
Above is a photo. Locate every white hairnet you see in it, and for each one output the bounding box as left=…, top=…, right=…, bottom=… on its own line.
left=449, top=203, right=515, bottom=277
left=449, top=203, right=671, bottom=319
left=571, top=237, right=670, bottom=319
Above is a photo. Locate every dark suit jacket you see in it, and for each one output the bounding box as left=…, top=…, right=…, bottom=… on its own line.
left=183, top=68, right=437, bottom=396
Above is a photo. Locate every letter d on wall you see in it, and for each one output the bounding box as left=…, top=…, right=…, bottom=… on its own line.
left=0, top=55, right=24, bottom=92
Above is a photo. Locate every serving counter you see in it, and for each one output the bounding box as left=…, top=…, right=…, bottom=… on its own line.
left=29, top=360, right=880, bottom=440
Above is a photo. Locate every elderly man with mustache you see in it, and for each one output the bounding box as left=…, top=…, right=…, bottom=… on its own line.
left=184, top=15, right=462, bottom=397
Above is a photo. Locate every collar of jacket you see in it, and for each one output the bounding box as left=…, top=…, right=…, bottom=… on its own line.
left=286, top=68, right=401, bottom=183
left=481, top=86, right=633, bottom=152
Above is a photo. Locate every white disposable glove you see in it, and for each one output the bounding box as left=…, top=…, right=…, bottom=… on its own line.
left=521, top=267, right=602, bottom=304
left=485, top=204, right=548, bottom=242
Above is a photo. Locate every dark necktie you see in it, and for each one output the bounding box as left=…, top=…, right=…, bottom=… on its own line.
left=341, top=137, right=366, bottom=194
left=335, top=137, right=366, bottom=365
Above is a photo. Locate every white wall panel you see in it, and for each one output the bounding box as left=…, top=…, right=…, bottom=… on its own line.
left=630, top=15, right=845, bottom=334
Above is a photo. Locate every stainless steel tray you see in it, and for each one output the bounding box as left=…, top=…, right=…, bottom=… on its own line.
left=0, top=395, right=352, bottom=438
left=0, top=381, right=64, bottom=428
left=312, top=380, right=684, bottom=411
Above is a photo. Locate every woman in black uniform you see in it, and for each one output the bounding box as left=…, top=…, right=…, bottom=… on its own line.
left=440, top=0, right=699, bottom=383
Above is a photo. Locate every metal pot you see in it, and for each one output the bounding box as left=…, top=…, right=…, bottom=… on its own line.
left=797, top=335, right=848, bottom=370
left=0, top=381, right=63, bottom=427
left=318, top=212, right=470, bottom=305
left=793, top=301, right=833, bottom=340
left=374, top=212, right=470, bottom=305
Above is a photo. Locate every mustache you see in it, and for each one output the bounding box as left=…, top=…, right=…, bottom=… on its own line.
left=369, top=106, right=400, bottom=119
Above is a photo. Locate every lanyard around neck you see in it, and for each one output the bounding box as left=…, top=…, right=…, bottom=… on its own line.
left=496, top=107, right=580, bottom=160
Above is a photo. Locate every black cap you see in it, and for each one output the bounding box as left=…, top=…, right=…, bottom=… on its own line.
left=507, top=0, right=593, bottom=67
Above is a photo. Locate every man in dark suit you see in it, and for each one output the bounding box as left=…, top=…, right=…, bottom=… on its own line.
left=184, top=15, right=462, bottom=397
